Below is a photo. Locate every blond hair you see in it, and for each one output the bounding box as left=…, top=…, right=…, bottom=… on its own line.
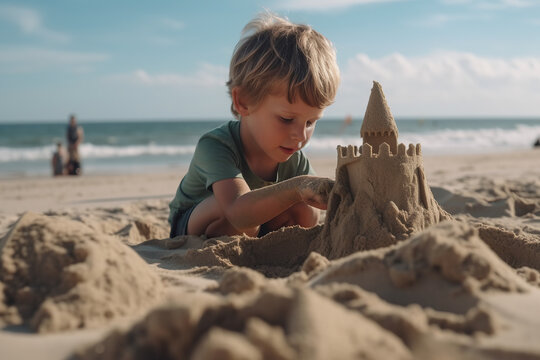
left=227, top=12, right=340, bottom=118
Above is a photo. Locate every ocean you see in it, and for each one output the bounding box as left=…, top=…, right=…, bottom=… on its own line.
left=1, top=118, right=539, bottom=178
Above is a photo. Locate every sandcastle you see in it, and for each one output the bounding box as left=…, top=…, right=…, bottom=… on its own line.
left=308, top=81, right=451, bottom=259
left=337, top=81, right=432, bottom=208
left=181, top=80, right=452, bottom=271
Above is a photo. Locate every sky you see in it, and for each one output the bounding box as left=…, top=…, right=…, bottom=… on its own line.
left=1, top=0, right=540, bottom=122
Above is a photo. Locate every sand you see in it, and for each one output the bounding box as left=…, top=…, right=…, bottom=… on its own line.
left=0, top=212, right=164, bottom=333
left=0, top=148, right=539, bottom=359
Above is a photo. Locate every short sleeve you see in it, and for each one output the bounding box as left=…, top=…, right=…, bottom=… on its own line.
left=192, top=136, right=243, bottom=190
left=274, top=150, right=315, bottom=182
left=295, top=151, right=315, bottom=176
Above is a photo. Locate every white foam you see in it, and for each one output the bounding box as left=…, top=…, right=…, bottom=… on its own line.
left=80, top=143, right=195, bottom=158
left=0, top=143, right=196, bottom=162
left=1, top=124, right=539, bottom=163
left=305, top=124, right=540, bottom=155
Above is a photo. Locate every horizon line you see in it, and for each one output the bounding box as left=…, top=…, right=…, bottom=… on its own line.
left=1, top=116, right=539, bottom=125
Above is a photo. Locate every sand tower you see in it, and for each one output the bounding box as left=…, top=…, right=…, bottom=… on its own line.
left=360, top=82, right=398, bottom=155
left=309, top=81, right=451, bottom=259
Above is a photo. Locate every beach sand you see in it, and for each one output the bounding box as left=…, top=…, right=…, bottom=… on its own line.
left=0, top=149, right=539, bottom=360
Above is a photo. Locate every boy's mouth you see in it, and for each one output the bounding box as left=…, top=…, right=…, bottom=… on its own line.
left=279, top=146, right=297, bottom=155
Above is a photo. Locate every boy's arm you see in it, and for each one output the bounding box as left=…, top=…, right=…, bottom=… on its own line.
left=212, top=175, right=333, bottom=232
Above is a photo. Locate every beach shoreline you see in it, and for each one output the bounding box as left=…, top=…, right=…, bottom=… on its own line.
left=0, top=148, right=539, bottom=360
left=1, top=149, right=537, bottom=216
left=1, top=117, right=539, bottom=179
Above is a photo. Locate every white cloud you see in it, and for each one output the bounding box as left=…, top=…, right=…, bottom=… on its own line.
left=0, top=47, right=108, bottom=73
left=118, top=55, right=540, bottom=117
left=160, top=18, right=185, bottom=30
left=274, top=0, right=403, bottom=11
left=415, top=13, right=462, bottom=26
left=133, top=63, right=228, bottom=87
left=476, top=0, right=535, bottom=9
left=94, top=64, right=232, bottom=120
left=334, top=51, right=540, bottom=116
left=0, top=5, right=70, bottom=43
left=441, top=0, right=537, bottom=9
left=414, top=13, right=490, bottom=27
left=147, top=36, right=176, bottom=46
left=441, top=0, right=471, bottom=4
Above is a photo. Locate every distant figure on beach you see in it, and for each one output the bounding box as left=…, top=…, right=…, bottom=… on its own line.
left=534, top=137, right=540, bottom=148
left=51, top=142, right=65, bottom=176
left=66, top=148, right=82, bottom=175
left=168, top=13, right=339, bottom=239
left=66, top=114, right=84, bottom=175
left=66, top=114, right=84, bottom=153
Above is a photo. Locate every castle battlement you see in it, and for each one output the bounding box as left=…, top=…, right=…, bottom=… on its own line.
left=362, top=130, right=396, bottom=138
left=337, top=142, right=422, bottom=168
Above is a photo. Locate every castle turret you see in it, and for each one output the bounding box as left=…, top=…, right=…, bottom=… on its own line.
left=361, top=81, right=399, bottom=154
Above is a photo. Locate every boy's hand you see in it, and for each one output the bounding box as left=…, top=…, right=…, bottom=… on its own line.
left=297, top=175, right=335, bottom=210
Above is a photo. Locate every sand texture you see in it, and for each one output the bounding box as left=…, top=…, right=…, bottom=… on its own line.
left=0, top=148, right=539, bottom=359
left=1, top=81, right=539, bottom=358
left=312, top=81, right=450, bottom=259
left=309, top=157, right=451, bottom=260
left=0, top=212, right=164, bottom=333
left=360, top=81, right=399, bottom=154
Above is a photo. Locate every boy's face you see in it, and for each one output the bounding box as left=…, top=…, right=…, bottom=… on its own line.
left=238, top=88, right=324, bottom=165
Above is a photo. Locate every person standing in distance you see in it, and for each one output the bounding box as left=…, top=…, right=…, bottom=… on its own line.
left=66, top=114, right=84, bottom=175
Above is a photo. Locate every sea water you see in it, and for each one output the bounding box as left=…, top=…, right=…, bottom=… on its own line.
left=0, top=118, right=539, bottom=177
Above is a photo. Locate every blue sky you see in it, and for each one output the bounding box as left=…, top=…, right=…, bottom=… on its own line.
left=1, top=0, right=539, bottom=122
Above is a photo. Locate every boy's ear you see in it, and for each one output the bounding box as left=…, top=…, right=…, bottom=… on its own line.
left=231, top=87, right=250, bottom=116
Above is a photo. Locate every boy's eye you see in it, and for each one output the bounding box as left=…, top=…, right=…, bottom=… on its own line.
left=307, top=118, right=319, bottom=128
left=280, top=117, right=294, bottom=123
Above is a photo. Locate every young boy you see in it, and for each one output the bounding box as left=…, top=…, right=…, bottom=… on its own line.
left=169, top=13, right=340, bottom=238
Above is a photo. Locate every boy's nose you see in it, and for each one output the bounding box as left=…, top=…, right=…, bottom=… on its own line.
left=291, top=124, right=307, bottom=143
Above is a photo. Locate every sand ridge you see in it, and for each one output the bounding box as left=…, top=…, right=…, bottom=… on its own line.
left=0, top=168, right=538, bottom=358
left=0, top=212, right=164, bottom=333
left=71, top=220, right=540, bottom=360
left=0, top=81, right=539, bottom=359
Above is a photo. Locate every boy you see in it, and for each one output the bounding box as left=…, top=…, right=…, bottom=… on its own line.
left=169, top=13, right=340, bottom=238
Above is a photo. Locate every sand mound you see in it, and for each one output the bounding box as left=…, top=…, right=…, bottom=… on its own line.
left=432, top=177, right=540, bottom=218
left=74, top=220, right=540, bottom=360
left=0, top=212, right=163, bottom=332
left=475, top=222, right=540, bottom=271
left=75, top=284, right=411, bottom=360
left=310, top=221, right=529, bottom=310
left=42, top=201, right=171, bottom=246
left=516, top=267, right=540, bottom=287
left=309, top=161, right=451, bottom=260
left=315, top=282, right=496, bottom=353
left=218, top=267, right=267, bottom=295
left=115, top=218, right=170, bottom=245
left=304, top=221, right=540, bottom=358
left=183, top=225, right=321, bottom=277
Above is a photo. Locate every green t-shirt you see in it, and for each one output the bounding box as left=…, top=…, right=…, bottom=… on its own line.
left=168, top=120, right=314, bottom=224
